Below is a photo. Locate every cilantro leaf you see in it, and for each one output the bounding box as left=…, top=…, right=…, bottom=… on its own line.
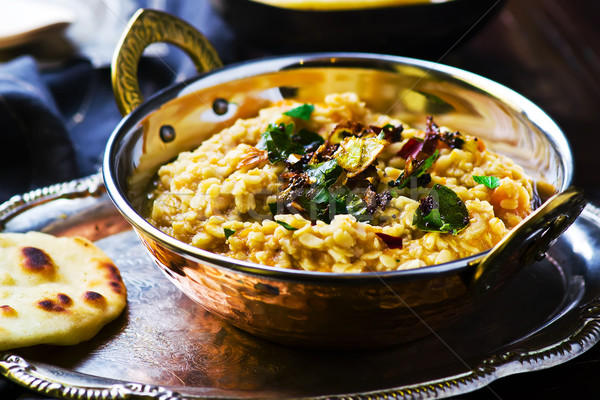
left=284, top=104, right=314, bottom=120
left=413, top=184, right=469, bottom=235
left=275, top=220, right=298, bottom=230
left=256, top=123, right=304, bottom=163
left=473, top=175, right=501, bottom=189
left=224, top=228, right=236, bottom=239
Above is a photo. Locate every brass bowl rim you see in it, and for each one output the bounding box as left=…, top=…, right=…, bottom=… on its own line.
left=103, top=52, right=573, bottom=284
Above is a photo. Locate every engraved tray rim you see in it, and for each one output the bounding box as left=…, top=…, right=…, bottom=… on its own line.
left=1, top=175, right=600, bottom=400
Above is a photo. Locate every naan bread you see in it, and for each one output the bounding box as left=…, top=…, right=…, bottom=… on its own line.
left=0, top=232, right=127, bottom=351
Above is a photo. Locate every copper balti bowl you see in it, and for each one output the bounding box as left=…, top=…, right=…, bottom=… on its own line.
left=103, top=9, right=585, bottom=348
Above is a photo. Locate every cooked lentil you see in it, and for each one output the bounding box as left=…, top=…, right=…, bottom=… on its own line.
left=147, top=93, right=534, bottom=272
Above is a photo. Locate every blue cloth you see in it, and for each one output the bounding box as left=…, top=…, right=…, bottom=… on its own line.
left=0, top=1, right=235, bottom=399
left=0, top=56, right=78, bottom=200
left=0, top=0, right=234, bottom=203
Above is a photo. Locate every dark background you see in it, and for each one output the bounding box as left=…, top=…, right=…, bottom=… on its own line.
left=1, top=0, right=599, bottom=398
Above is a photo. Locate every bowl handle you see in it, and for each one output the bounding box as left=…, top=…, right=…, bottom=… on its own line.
left=111, top=8, right=223, bottom=116
left=471, top=186, right=587, bottom=296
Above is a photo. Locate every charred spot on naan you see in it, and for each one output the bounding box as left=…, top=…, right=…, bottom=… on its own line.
left=37, top=298, right=67, bottom=313
left=57, top=293, right=73, bottom=306
left=37, top=293, right=75, bottom=313
left=83, top=291, right=107, bottom=308
left=19, top=247, right=56, bottom=279
left=100, top=262, right=126, bottom=295
left=1, top=305, right=17, bottom=317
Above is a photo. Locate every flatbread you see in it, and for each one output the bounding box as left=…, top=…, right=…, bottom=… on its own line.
left=0, top=231, right=127, bottom=351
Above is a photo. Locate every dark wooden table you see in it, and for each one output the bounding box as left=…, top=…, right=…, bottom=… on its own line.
left=447, top=0, right=600, bottom=204
left=447, top=0, right=600, bottom=397
left=2, top=0, right=599, bottom=398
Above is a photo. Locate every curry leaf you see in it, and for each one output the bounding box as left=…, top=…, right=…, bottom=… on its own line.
left=473, top=175, right=501, bottom=189
left=280, top=160, right=380, bottom=224
left=275, top=220, right=298, bottom=231
left=345, top=191, right=370, bottom=220
left=256, top=123, right=305, bottom=163
left=329, top=186, right=370, bottom=222
left=390, top=150, right=439, bottom=189
left=306, top=159, right=343, bottom=205
left=284, top=104, right=314, bottom=120
left=224, top=228, right=236, bottom=239
left=268, top=202, right=278, bottom=215
left=413, top=184, right=469, bottom=235
left=292, top=129, right=325, bottom=152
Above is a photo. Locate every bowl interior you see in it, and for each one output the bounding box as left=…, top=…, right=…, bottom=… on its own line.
left=104, top=53, right=572, bottom=278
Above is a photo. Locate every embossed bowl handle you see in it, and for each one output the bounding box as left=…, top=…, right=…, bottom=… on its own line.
left=111, top=8, right=223, bottom=116
left=471, top=186, right=587, bottom=296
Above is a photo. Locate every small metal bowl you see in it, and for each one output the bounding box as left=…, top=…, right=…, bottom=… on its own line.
left=103, top=9, right=584, bottom=348
left=208, top=0, right=505, bottom=58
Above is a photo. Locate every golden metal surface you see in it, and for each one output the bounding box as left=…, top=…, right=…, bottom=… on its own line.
left=111, top=9, right=223, bottom=116
left=472, top=187, right=587, bottom=295
left=2, top=189, right=600, bottom=399
left=104, top=11, right=578, bottom=349
left=137, top=229, right=471, bottom=348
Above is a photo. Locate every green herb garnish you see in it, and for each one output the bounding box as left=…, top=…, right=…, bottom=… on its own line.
left=292, top=129, right=325, bottom=152
left=224, top=228, right=236, bottom=239
left=473, top=175, right=501, bottom=189
left=338, top=188, right=370, bottom=221
left=306, top=159, right=344, bottom=205
left=376, top=124, right=397, bottom=140
left=283, top=104, right=314, bottom=120
left=256, top=123, right=304, bottom=163
left=287, top=159, right=345, bottom=222
left=315, top=188, right=371, bottom=223
left=275, top=220, right=298, bottom=231
left=390, top=150, right=439, bottom=190
left=413, top=184, right=469, bottom=235
left=268, top=202, right=278, bottom=215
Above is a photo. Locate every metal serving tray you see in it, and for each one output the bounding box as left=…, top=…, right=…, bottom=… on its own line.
left=1, top=175, right=599, bottom=399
